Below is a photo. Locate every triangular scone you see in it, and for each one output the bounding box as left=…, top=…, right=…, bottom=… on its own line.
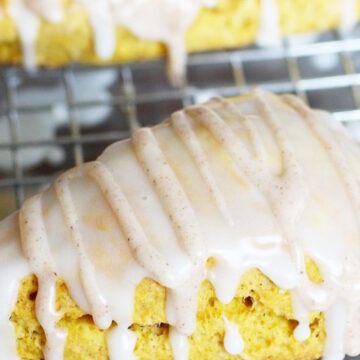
left=1, top=90, right=360, bottom=360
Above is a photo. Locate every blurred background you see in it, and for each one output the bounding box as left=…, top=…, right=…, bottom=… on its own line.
left=2, top=25, right=360, bottom=224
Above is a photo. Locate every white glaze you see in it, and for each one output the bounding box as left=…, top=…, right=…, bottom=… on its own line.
left=222, top=315, right=244, bottom=355
left=8, top=0, right=39, bottom=69
left=256, top=0, right=281, bottom=47
left=107, top=325, right=137, bottom=360
left=291, top=290, right=311, bottom=342
left=323, top=301, right=346, bottom=360
left=77, top=0, right=115, bottom=60
left=340, top=0, right=357, bottom=33
left=0, top=90, right=360, bottom=359
left=170, top=327, right=189, bottom=360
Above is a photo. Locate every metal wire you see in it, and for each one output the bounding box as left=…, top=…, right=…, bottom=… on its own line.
left=1, top=27, right=360, bottom=218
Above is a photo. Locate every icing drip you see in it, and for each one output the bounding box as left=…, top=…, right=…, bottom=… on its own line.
left=222, top=315, right=244, bottom=355
left=208, top=234, right=297, bottom=305
left=55, top=171, right=113, bottom=330
left=340, top=0, right=357, bottom=33
left=323, top=301, right=346, bottom=360
left=8, top=0, right=39, bottom=69
left=1, top=90, right=360, bottom=360
left=170, top=328, right=189, bottom=360
left=256, top=0, right=281, bottom=47
left=19, top=195, right=67, bottom=360
left=291, top=290, right=311, bottom=341
left=107, top=325, right=137, bottom=360
left=132, top=128, right=207, bottom=334
left=77, top=0, right=115, bottom=60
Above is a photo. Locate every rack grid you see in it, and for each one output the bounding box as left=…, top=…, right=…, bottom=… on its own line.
left=1, top=26, right=360, bottom=220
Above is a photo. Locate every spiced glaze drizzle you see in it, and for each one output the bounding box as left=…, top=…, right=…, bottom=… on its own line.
left=0, top=90, right=360, bottom=359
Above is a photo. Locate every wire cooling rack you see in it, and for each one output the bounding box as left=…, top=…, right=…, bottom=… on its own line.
left=2, top=26, right=360, bottom=220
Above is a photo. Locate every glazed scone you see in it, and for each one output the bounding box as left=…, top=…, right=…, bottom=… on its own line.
left=1, top=90, right=360, bottom=359
left=0, top=0, right=360, bottom=82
